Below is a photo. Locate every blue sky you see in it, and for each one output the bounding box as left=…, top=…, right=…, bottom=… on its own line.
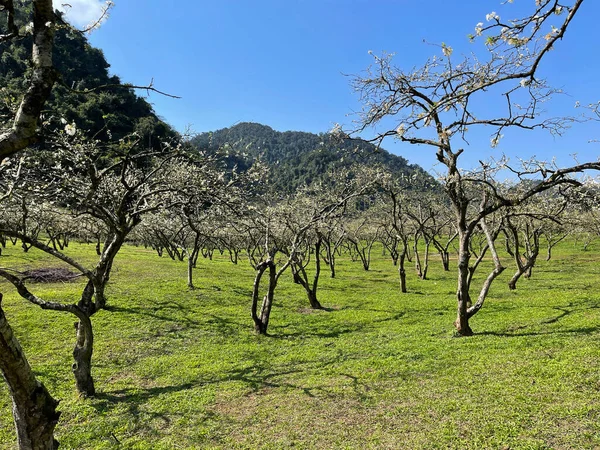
left=58, top=1, right=600, bottom=174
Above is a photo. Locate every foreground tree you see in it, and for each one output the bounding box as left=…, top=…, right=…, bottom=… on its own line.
left=0, top=130, right=178, bottom=396
left=0, top=3, right=62, bottom=446
left=351, top=0, right=594, bottom=335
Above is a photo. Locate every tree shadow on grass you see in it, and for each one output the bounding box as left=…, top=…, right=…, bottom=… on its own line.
left=106, top=304, right=246, bottom=337
left=269, top=311, right=406, bottom=339
left=92, top=382, right=206, bottom=442
left=93, top=365, right=320, bottom=413
left=94, top=382, right=195, bottom=408
left=479, top=326, right=600, bottom=337
left=478, top=303, right=600, bottom=337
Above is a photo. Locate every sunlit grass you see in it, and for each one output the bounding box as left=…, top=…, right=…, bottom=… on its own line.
left=0, top=240, right=599, bottom=449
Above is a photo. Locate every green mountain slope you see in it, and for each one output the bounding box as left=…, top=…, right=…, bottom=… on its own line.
left=0, top=6, right=176, bottom=148
left=191, top=122, right=432, bottom=192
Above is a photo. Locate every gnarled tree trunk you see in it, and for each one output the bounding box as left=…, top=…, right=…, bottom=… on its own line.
left=72, top=313, right=95, bottom=398
left=0, top=294, right=60, bottom=450
left=291, top=239, right=323, bottom=309
left=455, top=229, right=473, bottom=336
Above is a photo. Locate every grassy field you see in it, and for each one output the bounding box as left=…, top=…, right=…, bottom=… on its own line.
left=0, top=239, right=599, bottom=449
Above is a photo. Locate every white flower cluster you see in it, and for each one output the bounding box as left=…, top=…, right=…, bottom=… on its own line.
left=490, top=134, right=503, bottom=148
left=65, top=123, right=77, bottom=136
left=486, top=11, right=500, bottom=22
left=442, top=43, right=453, bottom=57
left=475, top=22, right=484, bottom=36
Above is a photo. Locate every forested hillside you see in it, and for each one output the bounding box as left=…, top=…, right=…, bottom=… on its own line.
left=0, top=6, right=176, bottom=148
left=191, top=122, right=433, bottom=192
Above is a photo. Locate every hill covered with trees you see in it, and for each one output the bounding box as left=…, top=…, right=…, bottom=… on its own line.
left=191, top=122, right=432, bottom=193
left=0, top=4, right=176, bottom=149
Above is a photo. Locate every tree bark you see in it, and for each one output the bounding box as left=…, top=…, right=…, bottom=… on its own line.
left=467, top=220, right=505, bottom=318
left=258, top=263, right=276, bottom=334
left=454, top=230, right=473, bottom=336
left=398, top=251, right=407, bottom=293
left=0, top=294, right=60, bottom=449
left=72, top=313, right=95, bottom=398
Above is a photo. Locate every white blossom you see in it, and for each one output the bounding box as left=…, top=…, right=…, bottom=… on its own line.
left=486, top=11, right=500, bottom=22
left=65, top=123, right=77, bottom=136
left=490, top=135, right=503, bottom=148
left=475, top=22, right=483, bottom=36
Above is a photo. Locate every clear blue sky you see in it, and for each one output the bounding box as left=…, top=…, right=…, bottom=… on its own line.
left=60, top=1, right=600, bottom=174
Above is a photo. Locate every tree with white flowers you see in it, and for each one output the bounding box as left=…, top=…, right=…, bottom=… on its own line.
left=351, top=0, right=597, bottom=335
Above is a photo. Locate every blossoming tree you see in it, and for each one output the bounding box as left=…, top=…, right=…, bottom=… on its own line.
left=350, top=0, right=596, bottom=335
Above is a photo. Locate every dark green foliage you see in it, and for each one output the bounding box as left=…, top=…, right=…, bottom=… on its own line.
left=191, top=122, right=433, bottom=193
left=0, top=7, right=176, bottom=148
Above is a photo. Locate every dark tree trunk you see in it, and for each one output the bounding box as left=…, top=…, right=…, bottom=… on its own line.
left=187, top=237, right=200, bottom=289
left=257, top=263, right=276, bottom=334
left=441, top=250, right=450, bottom=271
left=413, top=235, right=422, bottom=278
left=292, top=239, right=323, bottom=309
left=398, top=251, right=407, bottom=293
left=455, top=231, right=473, bottom=336
left=421, top=239, right=430, bottom=280
left=307, top=291, right=322, bottom=309
left=187, top=255, right=195, bottom=289
left=251, top=262, right=277, bottom=335
left=0, top=294, right=60, bottom=449
left=95, top=236, right=101, bottom=256
left=325, top=241, right=336, bottom=278
left=508, top=230, right=540, bottom=290
left=72, top=314, right=95, bottom=397
left=456, top=220, right=504, bottom=336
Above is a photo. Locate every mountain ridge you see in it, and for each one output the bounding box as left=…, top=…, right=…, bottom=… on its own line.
left=191, top=122, right=432, bottom=192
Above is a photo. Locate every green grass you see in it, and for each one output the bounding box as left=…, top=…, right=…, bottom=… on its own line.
left=0, top=240, right=599, bottom=449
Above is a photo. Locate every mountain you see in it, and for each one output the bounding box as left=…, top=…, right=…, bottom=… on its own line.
left=0, top=6, right=176, bottom=149
left=190, top=122, right=432, bottom=193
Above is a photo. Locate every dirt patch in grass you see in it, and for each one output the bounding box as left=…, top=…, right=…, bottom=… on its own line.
left=22, top=267, right=81, bottom=283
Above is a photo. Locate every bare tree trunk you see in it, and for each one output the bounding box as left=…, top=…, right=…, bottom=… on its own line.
left=325, top=241, right=336, bottom=278
left=413, top=234, right=422, bottom=278
left=0, top=294, right=60, bottom=449
left=455, top=230, right=473, bottom=336
left=441, top=250, right=450, bottom=271
left=508, top=229, right=540, bottom=290
left=258, top=263, right=276, bottom=334
left=398, top=251, right=407, bottom=293
left=72, top=314, right=95, bottom=397
left=95, top=235, right=102, bottom=256
left=421, top=238, right=430, bottom=280
left=251, top=263, right=267, bottom=334
left=187, top=255, right=194, bottom=289
left=292, top=240, right=323, bottom=309
left=187, top=238, right=200, bottom=289
left=251, top=262, right=277, bottom=335
left=466, top=220, right=505, bottom=318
